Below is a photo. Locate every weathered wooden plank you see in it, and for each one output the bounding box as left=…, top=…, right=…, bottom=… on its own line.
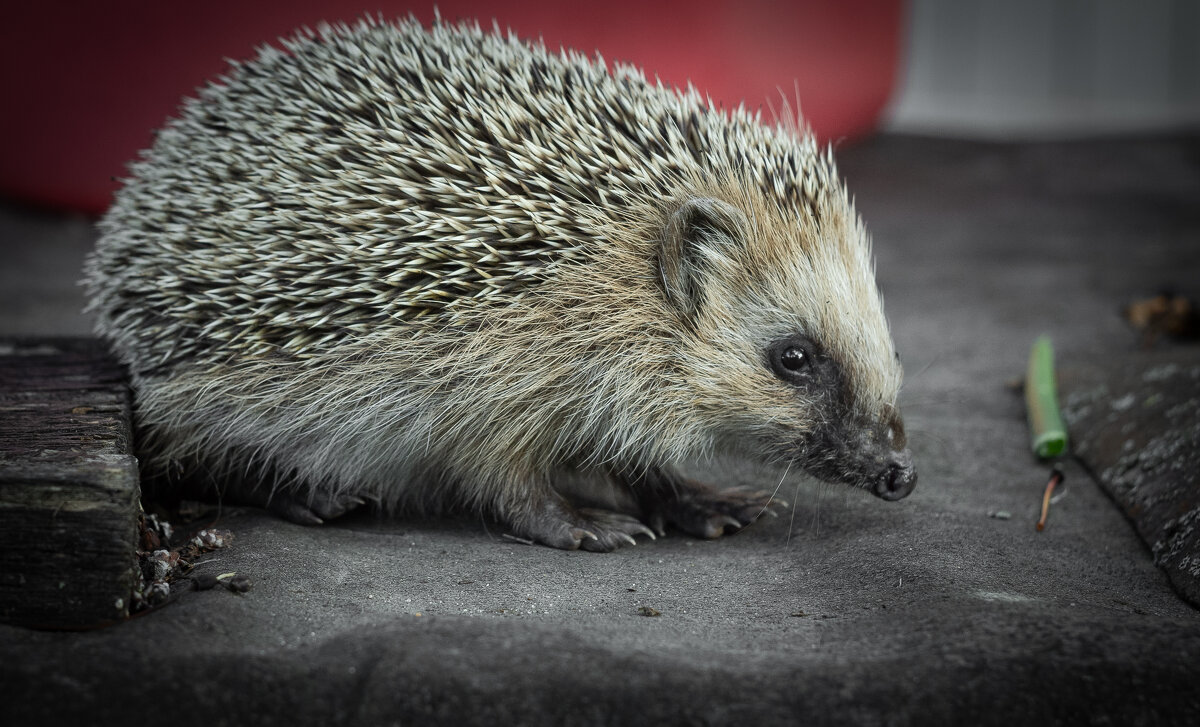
left=0, top=338, right=141, bottom=629
left=1062, top=349, right=1200, bottom=609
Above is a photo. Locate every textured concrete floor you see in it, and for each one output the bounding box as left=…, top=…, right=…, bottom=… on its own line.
left=2, top=135, right=1199, bottom=725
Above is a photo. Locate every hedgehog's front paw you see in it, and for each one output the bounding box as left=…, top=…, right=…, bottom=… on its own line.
left=266, top=489, right=368, bottom=525
left=515, top=498, right=656, bottom=552
left=655, top=482, right=785, bottom=539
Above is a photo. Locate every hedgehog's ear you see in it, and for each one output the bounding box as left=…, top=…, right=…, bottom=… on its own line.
left=659, top=197, right=748, bottom=322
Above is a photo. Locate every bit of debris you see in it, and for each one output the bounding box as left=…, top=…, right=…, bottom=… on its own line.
left=501, top=533, right=535, bottom=546
left=988, top=510, right=1012, bottom=520
left=1124, top=292, right=1200, bottom=346
left=132, top=511, right=245, bottom=614
left=190, top=529, right=231, bottom=550
left=173, top=571, right=252, bottom=594
left=637, top=606, right=661, bottom=617
left=140, top=512, right=173, bottom=551
left=217, top=572, right=252, bottom=592
left=789, top=611, right=807, bottom=618
left=1036, top=464, right=1066, bottom=532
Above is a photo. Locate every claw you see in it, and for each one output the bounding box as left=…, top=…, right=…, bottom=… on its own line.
left=269, top=498, right=325, bottom=525
left=703, top=515, right=744, bottom=539
left=297, top=510, right=325, bottom=526
left=629, top=522, right=657, bottom=540
left=267, top=489, right=369, bottom=524
left=648, top=513, right=667, bottom=538
left=571, top=528, right=600, bottom=545
left=516, top=498, right=658, bottom=551
left=578, top=508, right=658, bottom=542
left=636, top=473, right=781, bottom=540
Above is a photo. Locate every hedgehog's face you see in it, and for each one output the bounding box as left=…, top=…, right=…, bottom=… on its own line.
left=660, top=195, right=915, bottom=500
left=756, top=330, right=914, bottom=500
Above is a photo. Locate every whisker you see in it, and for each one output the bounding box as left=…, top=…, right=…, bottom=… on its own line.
left=904, top=352, right=943, bottom=383
left=787, top=475, right=805, bottom=547
left=760, top=459, right=792, bottom=523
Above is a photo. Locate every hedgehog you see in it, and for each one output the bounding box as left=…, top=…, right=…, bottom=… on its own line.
left=84, top=16, right=916, bottom=551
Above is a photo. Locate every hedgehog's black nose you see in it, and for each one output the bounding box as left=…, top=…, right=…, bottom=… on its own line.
left=874, top=450, right=917, bottom=501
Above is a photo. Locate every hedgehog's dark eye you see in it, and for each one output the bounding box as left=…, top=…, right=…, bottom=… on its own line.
left=767, top=336, right=816, bottom=385
left=780, top=347, right=807, bottom=371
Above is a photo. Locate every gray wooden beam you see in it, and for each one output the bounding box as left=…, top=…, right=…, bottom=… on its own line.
left=0, top=338, right=141, bottom=629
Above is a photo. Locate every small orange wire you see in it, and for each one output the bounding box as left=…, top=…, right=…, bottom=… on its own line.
left=1036, top=467, right=1064, bottom=532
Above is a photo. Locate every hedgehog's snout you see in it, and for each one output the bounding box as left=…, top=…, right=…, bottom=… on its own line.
left=873, top=449, right=917, bottom=501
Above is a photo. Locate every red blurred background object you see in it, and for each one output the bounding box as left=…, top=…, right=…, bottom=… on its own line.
left=0, top=0, right=902, bottom=215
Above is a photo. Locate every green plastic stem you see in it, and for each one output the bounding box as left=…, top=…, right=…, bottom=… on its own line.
left=1025, top=335, right=1068, bottom=459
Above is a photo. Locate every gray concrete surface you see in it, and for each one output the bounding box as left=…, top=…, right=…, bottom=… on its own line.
left=2, top=135, right=1199, bottom=725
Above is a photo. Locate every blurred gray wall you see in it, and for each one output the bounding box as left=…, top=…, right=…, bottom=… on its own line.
left=886, top=0, right=1200, bottom=137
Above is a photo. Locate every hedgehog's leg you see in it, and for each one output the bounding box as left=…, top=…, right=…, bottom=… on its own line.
left=510, top=490, right=657, bottom=552
left=262, top=487, right=369, bottom=525
left=623, top=467, right=785, bottom=539
left=213, top=479, right=367, bottom=525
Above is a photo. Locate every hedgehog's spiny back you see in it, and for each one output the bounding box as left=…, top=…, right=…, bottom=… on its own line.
left=88, top=17, right=838, bottom=367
